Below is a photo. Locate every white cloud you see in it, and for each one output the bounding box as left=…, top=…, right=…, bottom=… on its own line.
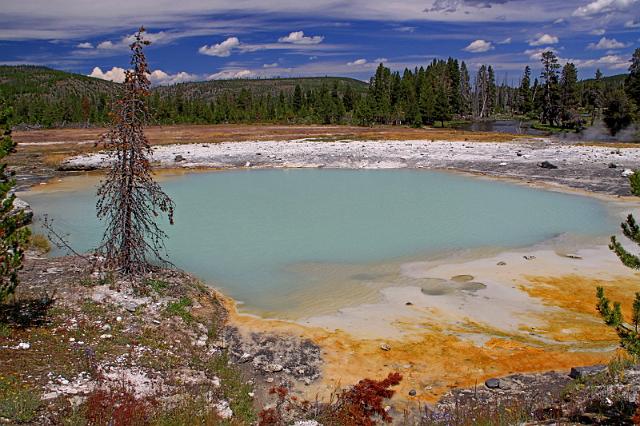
left=553, top=18, right=565, bottom=24
left=528, top=33, right=559, bottom=46
left=263, top=62, right=279, bottom=68
left=573, top=0, right=638, bottom=17
left=89, top=66, right=126, bottom=83
left=497, top=37, right=512, bottom=44
left=96, top=40, right=116, bottom=50
left=374, top=57, right=388, bottom=63
left=588, top=36, right=627, bottom=49
left=198, top=37, right=241, bottom=57
left=570, top=54, right=630, bottom=69
left=207, top=69, right=254, bottom=79
left=524, top=47, right=558, bottom=60
left=149, top=70, right=199, bottom=85
left=76, top=42, right=93, bottom=49
left=463, top=39, right=494, bottom=52
left=589, top=28, right=606, bottom=35
left=88, top=66, right=199, bottom=85
left=347, top=58, right=368, bottom=66
left=277, top=31, right=324, bottom=45
left=395, top=26, right=416, bottom=32
left=626, top=19, right=640, bottom=28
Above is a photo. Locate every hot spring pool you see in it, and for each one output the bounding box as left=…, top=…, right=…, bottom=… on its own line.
left=22, top=169, right=617, bottom=316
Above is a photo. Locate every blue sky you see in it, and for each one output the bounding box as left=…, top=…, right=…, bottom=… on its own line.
left=1, top=0, right=639, bottom=85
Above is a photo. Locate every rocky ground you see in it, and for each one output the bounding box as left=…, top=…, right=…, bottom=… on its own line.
left=60, top=138, right=640, bottom=196
left=0, top=253, right=325, bottom=424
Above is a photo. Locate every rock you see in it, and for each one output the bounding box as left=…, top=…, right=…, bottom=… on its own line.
left=123, top=301, right=138, bottom=312
left=99, top=334, right=113, bottom=339
left=211, top=376, right=221, bottom=388
left=380, top=343, right=391, bottom=351
left=569, top=365, right=606, bottom=379
left=608, top=163, right=617, bottom=168
left=304, top=378, right=311, bottom=386
left=245, top=161, right=251, bottom=167
left=263, top=363, right=284, bottom=373
left=409, top=389, right=417, bottom=396
left=485, top=378, right=500, bottom=389
left=523, top=255, right=536, bottom=260
left=293, top=421, right=320, bottom=426
left=174, top=155, right=185, bottom=162
left=565, top=253, right=582, bottom=259
left=405, top=302, right=413, bottom=306
left=499, top=162, right=507, bottom=166
left=538, top=161, right=558, bottom=169
left=239, top=353, right=252, bottom=363
left=214, top=400, right=233, bottom=419
left=622, top=169, right=634, bottom=177
left=266, top=377, right=274, bottom=383
left=497, top=261, right=507, bottom=266
left=16, top=342, right=30, bottom=350
left=116, top=316, right=122, bottom=322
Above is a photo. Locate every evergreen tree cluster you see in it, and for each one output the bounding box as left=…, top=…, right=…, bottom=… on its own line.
left=0, top=50, right=638, bottom=133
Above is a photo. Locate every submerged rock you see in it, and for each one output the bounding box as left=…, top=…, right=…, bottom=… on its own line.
left=485, top=378, right=500, bottom=389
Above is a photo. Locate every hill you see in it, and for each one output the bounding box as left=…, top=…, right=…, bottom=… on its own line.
left=0, top=66, right=367, bottom=127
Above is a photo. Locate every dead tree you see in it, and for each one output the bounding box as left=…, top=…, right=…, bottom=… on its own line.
left=96, top=27, right=174, bottom=276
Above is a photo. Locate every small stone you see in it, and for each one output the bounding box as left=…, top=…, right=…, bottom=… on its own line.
left=497, top=261, right=507, bottom=266
left=69, top=337, right=76, bottom=342
left=214, top=400, right=233, bottom=419
left=116, top=316, right=122, bottom=322
left=622, top=169, right=634, bottom=177
left=304, top=378, right=311, bottom=386
left=263, top=363, right=284, bottom=373
left=99, top=334, right=112, bottom=339
left=485, top=378, right=500, bottom=389
left=538, top=161, right=558, bottom=169
left=408, top=389, right=417, bottom=396
left=499, top=162, right=507, bottom=166
left=174, top=155, right=185, bottom=162
left=239, top=353, right=252, bottom=363
left=211, top=376, right=221, bottom=388
left=16, top=342, right=30, bottom=350
left=266, top=377, right=274, bottom=383
left=523, top=255, right=536, bottom=260
left=248, top=392, right=255, bottom=398
left=608, top=163, right=617, bottom=168
left=565, top=253, right=582, bottom=259
left=569, top=365, right=606, bottom=379
left=245, top=161, right=251, bottom=167
left=380, top=343, right=391, bottom=351
left=405, top=302, right=413, bottom=306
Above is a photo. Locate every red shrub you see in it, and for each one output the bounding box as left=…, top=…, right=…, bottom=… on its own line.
left=84, top=386, right=156, bottom=426
left=332, top=372, right=403, bottom=425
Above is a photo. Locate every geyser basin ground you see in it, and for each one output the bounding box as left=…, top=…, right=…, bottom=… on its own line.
left=22, top=167, right=640, bottom=401
left=25, top=168, right=614, bottom=314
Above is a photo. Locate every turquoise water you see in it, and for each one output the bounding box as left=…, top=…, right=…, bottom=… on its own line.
left=23, top=169, right=616, bottom=314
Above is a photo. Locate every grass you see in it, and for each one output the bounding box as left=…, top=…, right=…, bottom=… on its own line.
left=145, top=279, right=169, bottom=295
left=0, top=323, right=9, bottom=338
left=0, top=374, right=41, bottom=423
left=28, top=233, right=51, bottom=253
left=164, top=297, right=194, bottom=323
left=206, top=353, right=256, bottom=424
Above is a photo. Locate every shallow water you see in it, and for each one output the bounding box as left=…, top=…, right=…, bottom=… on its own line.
left=453, top=120, right=548, bottom=135
left=22, top=169, right=616, bottom=316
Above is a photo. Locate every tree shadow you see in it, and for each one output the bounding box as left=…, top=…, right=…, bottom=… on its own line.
left=0, top=293, right=55, bottom=328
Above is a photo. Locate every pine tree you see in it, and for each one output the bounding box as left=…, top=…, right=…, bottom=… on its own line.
left=0, top=101, right=29, bottom=303
left=626, top=48, right=640, bottom=107
left=559, top=62, right=580, bottom=128
left=603, top=88, right=633, bottom=136
left=96, top=28, right=175, bottom=276
left=518, top=66, right=532, bottom=115
left=540, top=51, right=561, bottom=126
left=292, top=85, right=303, bottom=112
left=459, top=61, right=472, bottom=116
left=599, top=169, right=640, bottom=355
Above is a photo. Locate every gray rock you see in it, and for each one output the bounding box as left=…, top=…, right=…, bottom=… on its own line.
left=608, top=163, right=617, bottom=168
left=538, top=161, right=558, bottom=169
left=409, top=389, right=417, bottom=396
left=263, top=363, right=284, bottom=373
left=497, top=261, right=507, bottom=266
left=485, top=378, right=500, bottom=389
left=174, top=155, right=185, bottom=162
left=569, top=365, right=606, bottom=379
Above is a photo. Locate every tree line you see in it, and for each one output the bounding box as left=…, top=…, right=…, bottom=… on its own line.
left=2, top=50, right=639, bottom=135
